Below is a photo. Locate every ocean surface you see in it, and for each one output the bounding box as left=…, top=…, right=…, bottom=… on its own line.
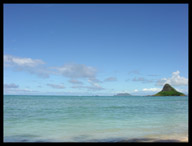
left=4, top=95, right=188, bottom=142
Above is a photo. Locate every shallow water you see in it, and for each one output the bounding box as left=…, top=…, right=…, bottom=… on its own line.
left=4, top=95, right=188, bottom=142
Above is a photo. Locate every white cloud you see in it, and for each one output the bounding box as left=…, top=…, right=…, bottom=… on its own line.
left=142, top=88, right=161, bottom=92
left=55, top=63, right=97, bottom=79
left=4, top=55, right=45, bottom=67
left=47, top=83, right=65, bottom=89
left=4, top=54, right=50, bottom=78
left=156, top=71, right=188, bottom=86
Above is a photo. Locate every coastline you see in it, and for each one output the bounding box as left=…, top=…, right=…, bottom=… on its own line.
left=4, top=135, right=188, bottom=142
left=4, top=135, right=188, bottom=143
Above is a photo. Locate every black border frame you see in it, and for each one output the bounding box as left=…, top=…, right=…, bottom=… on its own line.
left=1, top=1, right=191, bottom=144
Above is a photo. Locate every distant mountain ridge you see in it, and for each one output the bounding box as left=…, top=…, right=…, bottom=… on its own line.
left=114, top=93, right=132, bottom=96
left=153, top=84, right=186, bottom=96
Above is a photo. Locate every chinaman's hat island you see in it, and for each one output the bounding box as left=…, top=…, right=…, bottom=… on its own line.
left=153, top=83, right=186, bottom=96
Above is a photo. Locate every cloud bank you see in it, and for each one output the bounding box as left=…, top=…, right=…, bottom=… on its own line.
left=156, top=71, right=188, bottom=86
left=4, top=54, right=105, bottom=92
left=4, top=54, right=99, bottom=80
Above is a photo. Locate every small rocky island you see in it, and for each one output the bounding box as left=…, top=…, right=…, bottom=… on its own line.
left=153, top=84, right=186, bottom=96
left=114, top=93, right=132, bottom=96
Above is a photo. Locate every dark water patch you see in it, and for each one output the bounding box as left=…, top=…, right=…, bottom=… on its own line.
left=4, top=134, right=54, bottom=142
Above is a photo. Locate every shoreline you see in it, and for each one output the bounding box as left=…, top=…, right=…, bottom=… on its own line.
left=4, top=136, right=188, bottom=143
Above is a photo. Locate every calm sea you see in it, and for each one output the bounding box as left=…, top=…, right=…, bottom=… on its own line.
left=3, top=95, right=188, bottom=142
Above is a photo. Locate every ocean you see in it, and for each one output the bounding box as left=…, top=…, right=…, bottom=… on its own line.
left=3, top=95, right=188, bottom=142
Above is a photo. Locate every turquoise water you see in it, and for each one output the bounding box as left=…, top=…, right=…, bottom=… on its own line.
left=4, top=95, right=188, bottom=142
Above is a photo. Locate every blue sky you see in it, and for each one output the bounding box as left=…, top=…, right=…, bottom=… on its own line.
left=4, top=4, right=188, bottom=95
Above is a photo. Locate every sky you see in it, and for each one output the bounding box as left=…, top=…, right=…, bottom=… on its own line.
left=3, top=4, right=188, bottom=96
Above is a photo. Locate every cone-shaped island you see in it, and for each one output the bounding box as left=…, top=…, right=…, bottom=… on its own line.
left=153, top=84, right=186, bottom=96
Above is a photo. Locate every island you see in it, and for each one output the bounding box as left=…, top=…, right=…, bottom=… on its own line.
left=114, top=93, right=132, bottom=96
left=153, top=83, right=186, bottom=96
